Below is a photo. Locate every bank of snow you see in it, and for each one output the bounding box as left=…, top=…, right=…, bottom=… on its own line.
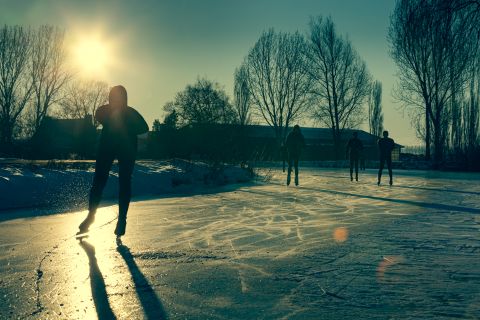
left=0, top=159, right=253, bottom=212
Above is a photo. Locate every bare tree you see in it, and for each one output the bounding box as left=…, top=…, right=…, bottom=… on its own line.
left=0, top=25, right=33, bottom=148
left=164, top=78, right=236, bottom=126
left=233, top=64, right=251, bottom=126
left=56, top=79, right=108, bottom=125
left=26, top=25, right=70, bottom=137
left=451, top=0, right=480, bottom=35
left=368, top=80, right=383, bottom=137
left=389, top=0, right=476, bottom=165
left=244, top=29, right=313, bottom=144
left=306, top=16, right=371, bottom=159
left=460, top=58, right=480, bottom=152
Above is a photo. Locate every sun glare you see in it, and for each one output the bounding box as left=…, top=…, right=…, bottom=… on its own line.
left=70, top=32, right=115, bottom=79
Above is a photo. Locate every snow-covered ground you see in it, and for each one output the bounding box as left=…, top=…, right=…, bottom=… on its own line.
left=1, top=168, right=480, bottom=319
left=0, top=159, right=253, bottom=212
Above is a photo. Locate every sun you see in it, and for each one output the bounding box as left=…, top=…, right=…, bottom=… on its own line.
left=70, top=33, right=114, bottom=79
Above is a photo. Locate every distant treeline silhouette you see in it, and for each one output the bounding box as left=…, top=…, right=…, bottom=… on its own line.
left=2, top=2, right=480, bottom=170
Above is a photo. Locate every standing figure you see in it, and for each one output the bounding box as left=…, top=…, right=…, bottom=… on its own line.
left=285, top=125, right=305, bottom=186
left=280, top=142, right=287, bottom=173
left=346, top=131, right=363, bottom=181
left=77, top=85, right=149, bottom=237
left=377, top=130, right=395, bottom=186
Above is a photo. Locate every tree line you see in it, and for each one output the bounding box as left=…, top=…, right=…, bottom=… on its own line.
left=3, top=0, right=480, bottom=168
left=163, top=2, right=480, bottom=167
left=161, top=16, right=382, bottom=160
left=389, top=0, right=480, bottom=168
left=0, top=25, right=109, bottom=153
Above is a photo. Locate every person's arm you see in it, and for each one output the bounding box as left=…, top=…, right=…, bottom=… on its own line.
left=127, top=107, right=149, bottom=135
left=346, top=140, right=351, bottom=158
left=94, top=105, right=110, bottom=125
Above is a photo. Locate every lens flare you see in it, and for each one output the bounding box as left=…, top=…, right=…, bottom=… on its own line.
left=333, top=227, right=348, bottom=243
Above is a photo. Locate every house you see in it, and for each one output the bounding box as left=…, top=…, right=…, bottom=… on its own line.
left=30, top=115, right=97, bottom=158
left=148, top=124, right=403, bottom=162
left=29, top=117, right=403, bottom=162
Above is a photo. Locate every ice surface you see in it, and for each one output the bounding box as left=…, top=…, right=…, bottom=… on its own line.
left=1, top=168, right=480, bottom=319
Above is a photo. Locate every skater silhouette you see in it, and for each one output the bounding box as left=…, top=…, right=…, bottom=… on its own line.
left=285, top=125, right=305, bottom=186
left=78, top=85, right=149, bottom=237
left=280, top=142, right=287, bottom=173
left=377, top=130, right=395, bottom=186
left=346, top=131, right=363, bottom=181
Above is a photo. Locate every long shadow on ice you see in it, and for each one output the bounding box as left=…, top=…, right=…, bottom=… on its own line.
left=315, top=174, right=480, bottom=195
left=79, top=241, right=117, bottom=320
left=241, top=185, right=480, bottom=214
left=392, top=184, right=480, bottom=196
left=116, top=239, right=168, bottom=320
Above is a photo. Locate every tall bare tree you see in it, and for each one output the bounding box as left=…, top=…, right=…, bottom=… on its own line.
left=244, top=29, right=313, bottom=144
left=0, top=25, right=33, bottom=148
left=233, top=64, right=251, bottom=126
left=56, top=80, right=109, bottom=125
left=460, top=57, right=480, bottom=153
left=389, top=0, right=476, bottom=165
left=27, top=25, right=70, bottom=136
left=465, top=90, right=480, bottom=150
left=451, top=0, right=480, bottom=34
left=368, top=80, right=383, bottom=137
left=306, top=16, right=371, bottom=159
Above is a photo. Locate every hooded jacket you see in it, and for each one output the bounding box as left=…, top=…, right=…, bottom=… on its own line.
left=95, top=105, right=148, bottom=155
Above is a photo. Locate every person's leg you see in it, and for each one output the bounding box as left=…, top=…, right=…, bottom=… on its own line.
left=287, top=154, right=292, bottom=186
left=79, top=151, right=114, bottom=232
left=116, top=156, right=135, bottom=236
left=294, top=157, right=299, bottom=186
left=354, top=158, right=359, bottom=181
left=378, top=157, right=385, bottom=185
left=349, top=157, right=354, bottom=181
left=387, top=157, right=393, bottom=185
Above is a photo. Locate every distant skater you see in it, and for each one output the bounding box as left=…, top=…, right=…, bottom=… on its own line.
left=280, top=142, right=287, bottom=173
left=377, top=130, right=395, bottom=186
left=285, top=125, right=305, bottom=186
left=346, top=131, right=363, bottom=181
left=78, top=85, right=149, bottom=237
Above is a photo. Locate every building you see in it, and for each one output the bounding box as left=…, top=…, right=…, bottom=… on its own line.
left=148, top=124, right=403, bottom=162
left=242, top=125, right=402, bottom=161
left=30, top=115, right=97, bottom=159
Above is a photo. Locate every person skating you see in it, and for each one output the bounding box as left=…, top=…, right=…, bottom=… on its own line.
left=77, top=85, right=148, bottom=237
left=346, top=131, right=363, bottom=181
left=280, top=142, right=287, bottom=173
left=377, top=130, right=395, bottom=186
left=285, top=125, right=305, bottom=186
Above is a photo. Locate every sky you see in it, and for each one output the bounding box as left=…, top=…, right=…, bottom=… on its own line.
left=0, top=0, right=419, bottom=146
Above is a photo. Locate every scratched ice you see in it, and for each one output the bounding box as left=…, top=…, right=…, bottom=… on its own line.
left=1, top=168, right=480, bottom=319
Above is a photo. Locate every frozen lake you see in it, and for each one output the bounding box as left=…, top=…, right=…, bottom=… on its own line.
left=1, top=168, right=480, bottom=319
